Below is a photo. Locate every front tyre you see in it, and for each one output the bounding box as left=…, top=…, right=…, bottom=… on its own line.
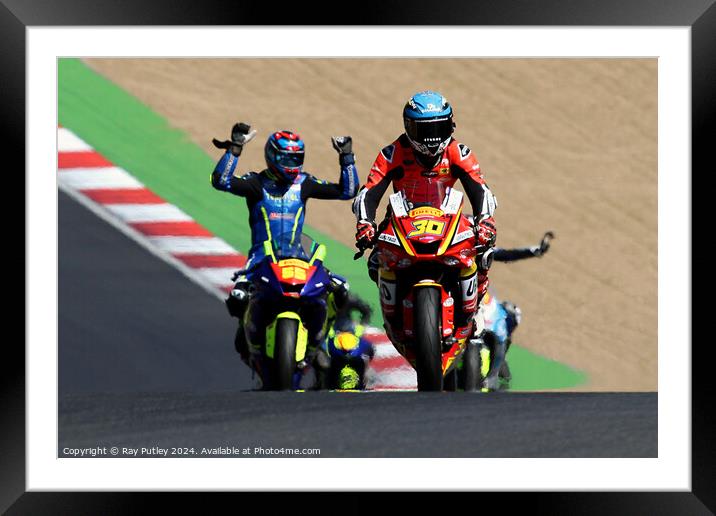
left=273, top=318, right=298, bottom=390
left=414, top=287, right=443, bottom=391
left=463, top=339, right=482, bottom=392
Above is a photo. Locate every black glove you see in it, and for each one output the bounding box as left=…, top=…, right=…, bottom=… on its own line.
left=331, top=136, right=353, bottom=155
left=212, top=122, right=257, bottom=157
left=533, top=231, right=555, bottom=257
left=333, top=136, right=355, bottom=167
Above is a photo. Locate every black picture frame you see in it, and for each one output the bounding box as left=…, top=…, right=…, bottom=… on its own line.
left=5, top=0, right=710, bottom=512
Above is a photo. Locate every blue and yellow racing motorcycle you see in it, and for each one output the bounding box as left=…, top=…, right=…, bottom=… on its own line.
left=319, top=313, right=375, bottom=390
left=244, top=233, right=330, bottom=390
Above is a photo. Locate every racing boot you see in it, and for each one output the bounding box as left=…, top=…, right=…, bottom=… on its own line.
left=226, top=280, right=250, bottom=363
left=225, top=280, right=249, bottom=319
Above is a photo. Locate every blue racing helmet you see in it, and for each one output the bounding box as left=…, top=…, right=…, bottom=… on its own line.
left=403, top=90, right=455, bottom=157
left=264, top=130, right=305, bottom=182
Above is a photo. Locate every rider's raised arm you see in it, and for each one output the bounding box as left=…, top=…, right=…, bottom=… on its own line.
left=493, top=247, right=540, bottom=262
left=352, top=146, right=396, bottom=223
left=210, top=151, right=262, bottom=201
left=494, top=232, right=553, bottom=262
left=301, top=153, right=359, bottom=201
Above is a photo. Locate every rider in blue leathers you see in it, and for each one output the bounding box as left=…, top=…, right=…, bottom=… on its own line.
left=476, top=231, right=554, bottom=384
left=210, top=124, right=359, bottom=364
left=316, top=293, right=375, bottom=390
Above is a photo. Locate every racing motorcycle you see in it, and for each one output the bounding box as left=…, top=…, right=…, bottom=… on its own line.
left=465, top=291, right=510, bottom=392
left=358, top=183, right=483, bottom=391
left=244, top=233, right=331, bottom=390
left=455, top=308, right=503, bottom=393
left=315, top=293, right=375, bottom=391
left=319, top=324, right=374, bottom=391
left=457, top=232, right=556, bottom=391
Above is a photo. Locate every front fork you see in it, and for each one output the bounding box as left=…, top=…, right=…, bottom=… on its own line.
left=378, top=267, right=476, bottom=376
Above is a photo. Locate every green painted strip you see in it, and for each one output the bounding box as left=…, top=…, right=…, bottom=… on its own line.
left=58, top=58, right=585, bottom=390
left=58, top=58, right=377, bottom=312
left=507, top=345, right=586, bottom=391
left=59, top=59, right=253, bottom=253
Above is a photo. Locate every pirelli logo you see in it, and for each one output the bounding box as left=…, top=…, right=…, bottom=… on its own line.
left=278, top=259, right=309, bottom=268
left=409, top=207, right=444, bottom=218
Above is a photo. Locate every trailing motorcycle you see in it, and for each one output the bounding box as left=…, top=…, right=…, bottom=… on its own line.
left=244, top=233, right=330, bottom=390
left=314, top=293, right=375, bottom=391
left=461, top=293, right=510, bottom=392
left=457, top=231, right=556, bottom=391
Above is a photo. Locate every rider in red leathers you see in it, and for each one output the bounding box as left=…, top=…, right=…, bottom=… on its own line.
left=353, top=90, right=497, bottom=334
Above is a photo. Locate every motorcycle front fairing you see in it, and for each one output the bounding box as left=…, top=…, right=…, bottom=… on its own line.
left=378, top=188, right=477, bottom=271
left=376, top=187, right=479, bottom=377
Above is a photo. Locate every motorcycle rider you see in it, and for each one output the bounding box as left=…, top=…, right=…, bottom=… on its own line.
left=493, top=231, right=553, bottom=263
left=316, top=293, right=375, bottom=390
left=473, top=231, right=555, bottom=385
left=352, top=90, right=498, bottom=333
left=210, top=124, right=359, bottom=364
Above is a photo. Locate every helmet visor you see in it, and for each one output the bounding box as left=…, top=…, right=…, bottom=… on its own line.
left=404, top=117, right=453, bottom=149
left=271, top=148, right=305, bottom=169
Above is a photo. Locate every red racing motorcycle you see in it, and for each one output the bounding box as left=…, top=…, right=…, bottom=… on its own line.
left=359, top=183, right=483, bottom=391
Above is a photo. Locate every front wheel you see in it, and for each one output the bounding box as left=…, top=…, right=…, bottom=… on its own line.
left=414, top=287, right=443, bottom=391
left=463, top=339, right=482, bottom=392
left=273, top=318, right=298, bottom=390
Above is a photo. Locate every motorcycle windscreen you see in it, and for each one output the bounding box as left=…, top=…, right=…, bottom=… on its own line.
left=268, top=231, right=319, bottom=261
left=398, top=179, right=447, bottom=210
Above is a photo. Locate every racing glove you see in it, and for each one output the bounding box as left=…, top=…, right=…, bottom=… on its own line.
left=356, top=219, right=377, bottom=249
left=531, top=231, right=555, bottom=257
left=212, top=122, right=257, bottom=157
left=475, top=216, right=497, bottom=249
left=332, top=136, right=355, bottom=166
left=474, top=216, right=497, bottom=272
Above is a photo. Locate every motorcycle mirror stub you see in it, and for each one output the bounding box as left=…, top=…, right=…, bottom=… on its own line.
left=389, top=192, right=409, bottom=218
left=441, top=188, right=464, bottom=215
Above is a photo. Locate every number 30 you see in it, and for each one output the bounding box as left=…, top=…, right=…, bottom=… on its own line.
left=407, top=219, right=446, bottom=238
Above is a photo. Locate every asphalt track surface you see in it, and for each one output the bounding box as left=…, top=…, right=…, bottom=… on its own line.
left=59, top=191, right=657, bottom=458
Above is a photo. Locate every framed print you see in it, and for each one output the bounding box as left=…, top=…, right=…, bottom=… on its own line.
left=5, top=0, right=712, bottom=512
